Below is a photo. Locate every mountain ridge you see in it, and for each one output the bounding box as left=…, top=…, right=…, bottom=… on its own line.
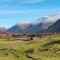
left=6, top=13, right=60, bottom=34
left=41, top=19, right=60, bottom=33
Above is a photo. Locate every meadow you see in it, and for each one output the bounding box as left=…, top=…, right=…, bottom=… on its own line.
left=0, top=34, right=60, bottom=60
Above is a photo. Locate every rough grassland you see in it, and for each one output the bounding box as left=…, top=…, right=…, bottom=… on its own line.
left=0, top=34, right=60, bottom=60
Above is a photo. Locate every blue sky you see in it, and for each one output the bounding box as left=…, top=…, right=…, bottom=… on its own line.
left=0, top=0, right=60, bottom=28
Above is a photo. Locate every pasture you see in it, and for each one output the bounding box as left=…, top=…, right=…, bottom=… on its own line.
left=0, top=34, right=60, bottom=60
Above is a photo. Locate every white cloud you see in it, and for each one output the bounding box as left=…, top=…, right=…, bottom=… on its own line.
left=0, top=10, right=44, bottom=14
left=0, top=0, right=44, bottom=3
left=20, top=0, right=44, bottom=3
left=0, top=8, right=59, bottom=14
left=0, top=0, right=12, bottom=2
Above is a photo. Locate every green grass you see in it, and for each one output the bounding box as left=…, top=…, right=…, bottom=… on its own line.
left=0, top=34, right=60, bottom=60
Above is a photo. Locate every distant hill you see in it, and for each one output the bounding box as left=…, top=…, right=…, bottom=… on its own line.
left=0, top=27, right=6, bottom=32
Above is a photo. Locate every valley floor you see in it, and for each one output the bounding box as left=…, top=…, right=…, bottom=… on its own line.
left=0, top=34, right=60, bottom=60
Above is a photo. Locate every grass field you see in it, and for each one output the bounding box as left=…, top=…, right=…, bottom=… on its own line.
left=0, top=34, right=60, bottom=60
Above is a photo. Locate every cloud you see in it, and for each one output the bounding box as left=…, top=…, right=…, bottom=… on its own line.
left=0, top=0, right=45, bottom=3
left=0, top=10, right=44, bottom=14
left=0, top=0, right=12, bottom=2
left=20, top=0, right=44, bottom=3
left=0, top=8, right=59, bottom=14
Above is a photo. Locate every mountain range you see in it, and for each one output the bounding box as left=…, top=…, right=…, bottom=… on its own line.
left=3, top=13, right=60, bottom=34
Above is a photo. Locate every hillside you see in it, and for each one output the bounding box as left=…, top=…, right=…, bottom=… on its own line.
left=42, top=19, right=60, bottom=33
left=7, top=22, right=43, bottom=34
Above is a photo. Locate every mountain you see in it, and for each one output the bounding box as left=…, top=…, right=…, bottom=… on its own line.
left=7, top=21, right=43, bottom=34
left=7, top=13, right=60, bottom=34
left=41, top=19, right=60, bottom=33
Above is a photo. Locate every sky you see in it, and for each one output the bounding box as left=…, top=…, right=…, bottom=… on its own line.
left=0, top=0, right=60, bottom=28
